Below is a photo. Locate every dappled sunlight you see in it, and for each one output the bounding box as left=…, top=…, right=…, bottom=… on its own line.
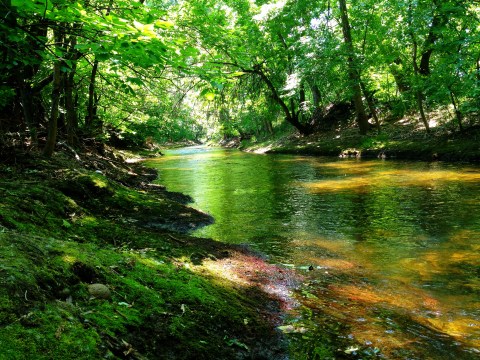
left=252, top=145, right=273, bottom=154
left=425, top=317, right=480, bottom=350
left=377, top=169, right=480, bottom=186
left=301, top=167, right=480, bottom=193
left=349, top=327, right=419, bottom=358
left=310, top=257, right=358, bottom=271
left=148, top=150, right=230, bottom=163
left=193, top=251, right=301, bottom=311
left=156, top=167, right=194, bottom=171
left=316, top=160, right=382, bottom=175
left=197, top=255, right=251, bottom=287
left=288, top=238, right=374, bottom=274
left=62, top=255, right=77, bottom=264
left=134, top=256, right=166, bottom=268
left=307, top=278, right=480, bottom=355
left=328, top=283, right=438, bottom=313
left=318, top=258, right=359, bottom=270
left=290, top=232, right=480, bottom=355
left=449, top=229, right=480, bottom=246
left=291, top=237, right=355, bottom=255
left=275, top=157, right=317, bottom=163
left=426, top=317, right=480, bottom=340
left=301, top=176, right=372, bottom=193
left=399, top=249, right=479, bottom=283
left=297, top=278, right=462, bottom=357
left=450, top=251, right=480, bottom=264
left=398, top=255, right=445, bottom=281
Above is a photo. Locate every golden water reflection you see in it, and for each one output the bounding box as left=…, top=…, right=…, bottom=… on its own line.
left=303, top=168, right=480, bottom=193
left=290, top=228, right=480, bottom=356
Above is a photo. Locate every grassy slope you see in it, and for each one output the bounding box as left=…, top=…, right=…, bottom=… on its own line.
left=0, top=150, right=287, bottom=360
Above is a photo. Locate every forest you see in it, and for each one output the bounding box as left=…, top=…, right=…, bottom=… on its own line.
left=1, top=0, right=480, bottom=359
left=1, top=0, right=479, bottom=152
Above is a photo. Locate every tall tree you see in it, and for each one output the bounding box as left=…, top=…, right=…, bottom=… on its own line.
left=338, top=0, right=370, bottom=135
left=44, top=26, right=65, bottom=156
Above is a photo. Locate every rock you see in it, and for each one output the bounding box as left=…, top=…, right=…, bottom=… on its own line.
left=88, top=283, right=111, bottom=299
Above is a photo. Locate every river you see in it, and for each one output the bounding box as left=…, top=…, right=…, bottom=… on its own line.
left=147, top=146, right=480, bottom=359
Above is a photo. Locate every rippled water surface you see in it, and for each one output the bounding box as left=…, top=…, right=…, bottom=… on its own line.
left=147, top=146, right=480, bottom=358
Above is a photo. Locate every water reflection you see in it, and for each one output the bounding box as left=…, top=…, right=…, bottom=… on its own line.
left=147, top=147, right=480, bottom=358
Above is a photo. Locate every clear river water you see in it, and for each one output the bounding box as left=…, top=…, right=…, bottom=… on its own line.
left=147, top=146, right=480, bottom=359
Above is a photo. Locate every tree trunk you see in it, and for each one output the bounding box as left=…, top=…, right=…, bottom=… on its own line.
left=360, top=81, right=380, bottom=133
left=263, top=117, right=274, bottom=134
left=65, top=69, right=78, bottom=145
left=86, top=60, right=98, bottom=130
left=307, top=80, right=323, bottom=128
left=299, top=82, right=306, bottom=105
left=389, top=58, right=410, bottom=93
left=412, top=40, right=430, bottom=133
left=43, top=28, right=64, bottom=157
left=253, top=68, right=312, bottom=135
left=415, top=91, right=429, bottom=132
left=85, top=0, right=112, bottom=134
left=17, top=75, right=37, bottom=145
left=5, top=4, right=48, bottom=146
left=309, top=81, right=322, bottom=109
left=419, top=1, right=447, bottom=76
left=450, top=90, right=463, bottom=133
left=338, top=0, right=369, bottom=135
left=298, top=82, right=306, bottom=124
left=65, top=32, right=80, bottom=146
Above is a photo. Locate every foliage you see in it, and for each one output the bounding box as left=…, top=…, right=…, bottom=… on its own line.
left=1, top=0, right=479, bottom=148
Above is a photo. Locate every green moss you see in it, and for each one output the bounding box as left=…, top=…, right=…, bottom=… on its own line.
left=0, top=305, right=102, bottom=360
left=0, top=182, right=76, bottom=234
left=0, top=228, right=269, bottom=358
left=0, top=158, right=284, bottom=359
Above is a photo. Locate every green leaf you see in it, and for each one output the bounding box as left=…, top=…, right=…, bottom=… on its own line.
left=204, top=92, right=215, bottom=101
left=225, top=338, right=249, bottom=350
left=127, top=77, right=144, bottom=86
left=155, top=20, right=174, bottom=29
left=211, top=81, right=224, bottom=90
left=134, top=21, right=157, bottom=38
left=181, top=46, right=199, bottom=57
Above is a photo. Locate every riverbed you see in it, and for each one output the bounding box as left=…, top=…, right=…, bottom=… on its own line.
left=147, top=146, right=480, bottom=359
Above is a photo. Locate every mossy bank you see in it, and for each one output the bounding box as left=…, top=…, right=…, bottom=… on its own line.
left=0, top=149, right=290, bottom=360
left=243, top=123, right=480, bottom=163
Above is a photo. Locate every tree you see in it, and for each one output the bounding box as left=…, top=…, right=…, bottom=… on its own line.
left=43, top=26, right=65, bottom=156
left=338, top=0, right=370, bottom=135
left=1, top=0, right=479, bottom=150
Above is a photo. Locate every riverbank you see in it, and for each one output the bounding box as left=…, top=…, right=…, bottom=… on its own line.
left=242, top=122, right=480, bottom=162
left=0, top=147, right=296, bottom=359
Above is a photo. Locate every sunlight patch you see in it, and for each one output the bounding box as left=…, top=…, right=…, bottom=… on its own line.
left=253, top=0, right=287, bottom=21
